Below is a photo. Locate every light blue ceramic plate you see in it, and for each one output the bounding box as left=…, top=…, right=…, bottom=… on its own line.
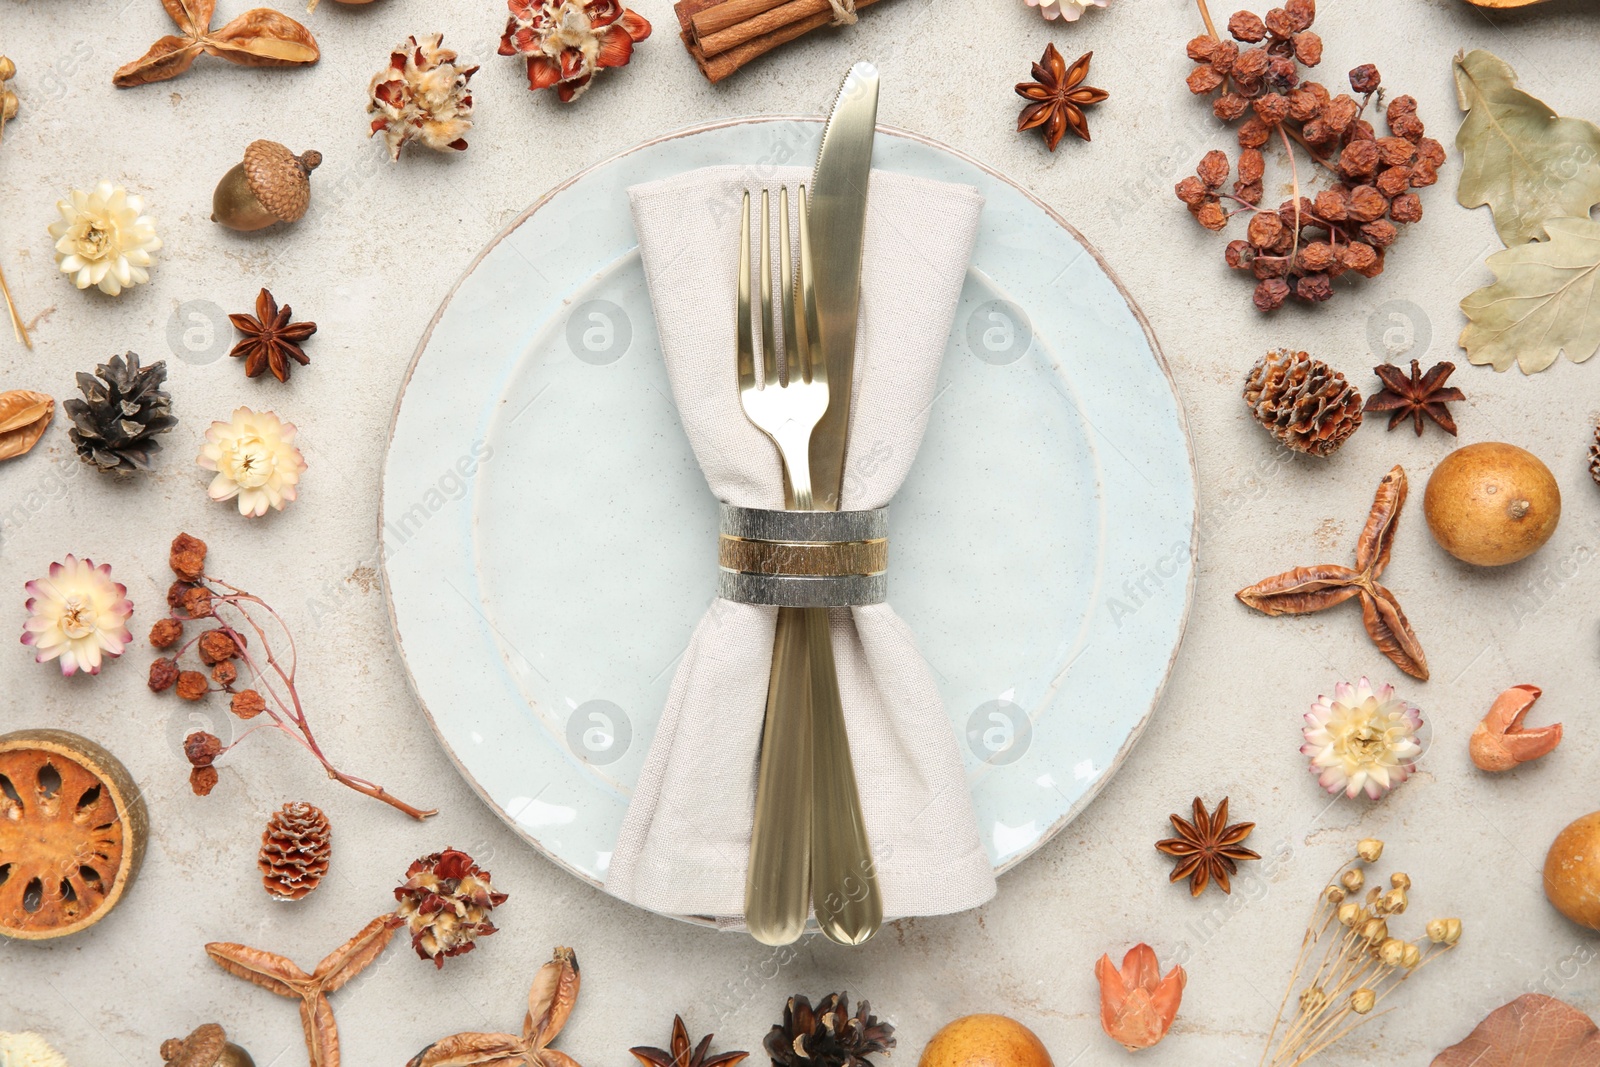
left=382, top=118, right=1196, bottom=924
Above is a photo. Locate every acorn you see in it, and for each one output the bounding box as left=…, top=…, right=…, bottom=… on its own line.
left=212, top=140, right=322, bottom=232
left=161, top=1024, right=256, bottom=1067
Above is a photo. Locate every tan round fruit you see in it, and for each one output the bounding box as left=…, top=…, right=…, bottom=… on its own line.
left=1545, top=811, right=1600, bottom=930
left=1423, top=442, right=1560, bottom=566
left=919, top=1015, right=1053, bottom=1067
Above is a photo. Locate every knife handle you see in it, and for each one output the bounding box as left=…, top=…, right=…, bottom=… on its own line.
left=807, top=605, right=882, bottom=945
left=744, top=604, right=813, bottom=946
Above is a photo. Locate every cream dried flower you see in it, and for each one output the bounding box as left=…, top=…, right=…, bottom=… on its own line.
left=1302, top=678, right=1423, bottom=800
left=47, top=182, right=161, bottom=296
left=20, top=555, right=132, bottom=677
left=368, top=34, right=478, bottom=161
left=1025, top=0, right=1108, bottom=21
left=0, top=1032, right=69, bottom=1067
left=198, top=406, right=306, bottom=517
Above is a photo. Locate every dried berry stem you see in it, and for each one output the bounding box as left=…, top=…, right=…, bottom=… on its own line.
left=1195, top=0, right=1221, bottom=42
left=1281, top=124, right=1341, bottom=174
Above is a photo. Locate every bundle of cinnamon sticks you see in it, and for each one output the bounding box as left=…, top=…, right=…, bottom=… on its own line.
left=675, top=0, right=886, bottom=83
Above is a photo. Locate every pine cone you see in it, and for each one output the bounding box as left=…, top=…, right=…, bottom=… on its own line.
left=765, top=994, right=895, bottom=1067
left=1243, top=349, right=1362, bottom=457
left=393, top=848, right=507, bottom=967
left=63, top=351, right=177, bottom=474
left=1590, top=424, right=1600, bottom=487
left=258, top=801, right=331, bottom=900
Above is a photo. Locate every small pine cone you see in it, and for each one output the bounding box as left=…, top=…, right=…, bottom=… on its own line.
left=259, top=802, right=332, bottom=901
left=1242, top=349, right=1363, bottom=454
left=1589, top=425, right=1600, bottom=487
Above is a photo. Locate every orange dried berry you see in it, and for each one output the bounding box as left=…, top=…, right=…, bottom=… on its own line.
left=1229, top=10, right=1268, bottom=41
left=169, top=532, right=207, bottom=581
left=176, top=671, right=209, bottom=700
left=212, top=661, right=238, bottom=686
left=149, top=618, right=183, bottom=649
left=197, top=629, right=237, bottom=665
left=232, top=689, right=266, bottom=719
left=149, top=657, right=179, bottom=691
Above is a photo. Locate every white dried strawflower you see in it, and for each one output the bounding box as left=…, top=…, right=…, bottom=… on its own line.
left=368, top=34, right=477, bottom=161
left=197, top=406, right=306, bottom=517
left=47, top=182, right=161, bottom=296
left=1302, top=678, right=1423, bottom=800
left=20, top=555, right=133, bottom=676
left=0, top=1031, right=70, bottom=1067
left=1024, top=0, right=1108, bottom=20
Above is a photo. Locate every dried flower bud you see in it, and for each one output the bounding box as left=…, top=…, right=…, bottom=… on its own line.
left=1229, top=10, right=1268, bottom=41
left=1341, top=868, right=1365, bottom=892
left=1401, top=943, right=1422, bottom=968
left=1378, top=937, right=1406, bottom=967
left=149, top=618, right=183, bottom=649
left=1427, top=917, right=1462, bottom=945
left=177, top=670, right=210, bottom=700
left=1324, top=885, right=1345, bottom=904
left=394, top=848, right=509, bottom=967
left=170, top=532, right=208, bottom=581
left=1360, top=918, right=1388, bottom=944
left=1349, top=988, right=1376, bottom=1014
left=232, top=689, right=267, bottom=719
left=1338, top=902, right=1362, bottom=927
left=1390, top=872, right=1410, bottom=889
left=1381, top=887, right=1407, bottom=915
left=149, top=656, right=180, bottom=692
left=1349, top=64, right=1381, bottom=95
left=197, top=629, right=238, bottom=665
left=212, top=660, right=238, bottom=686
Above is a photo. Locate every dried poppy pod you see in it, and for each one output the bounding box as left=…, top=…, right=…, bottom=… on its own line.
left=212, top=140, right=322, bottom=231
left=162, top=1024, right=256, bottom=1067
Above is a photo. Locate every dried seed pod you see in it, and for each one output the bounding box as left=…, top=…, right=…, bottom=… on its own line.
left=161, top=1023, right=257, bottom=1067
left=0, top=55, right=17, bottom=141
left=212, top=140, right=322, bottom=231
left=1427, top=917, right=1462, bottom=944
left=0, top=729, right=149, bottom=939
left=1340, top=868, right=1364, bottom=893
left=0, top=390, right=53, bottom=461
left=1357, top=838, right=1384, bottom=862
left=1349, top=988, right=1376, bottom=1014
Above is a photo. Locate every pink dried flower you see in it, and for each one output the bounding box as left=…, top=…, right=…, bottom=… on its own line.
left=20, top=555, right=133, bottom=675
left=1302, top=677, right=1422, bottom=799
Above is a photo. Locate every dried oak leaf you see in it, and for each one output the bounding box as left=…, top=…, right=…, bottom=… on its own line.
left=408, top=946, right=581, bottom=1067
left=0, top=390, right=54, bottom=461
left=1238, top=465, right=1428, bottom=680
left=1454, top=49, right=1600, bottom=246
left=1459, top=216, right=1600, bottom=374
left=114, top=0, right=319, bottom=88
left=1432, top=993, right=1600, bottom=1066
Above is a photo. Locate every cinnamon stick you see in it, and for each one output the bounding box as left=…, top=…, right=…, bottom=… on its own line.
left=692, top=0, right=790, bottom=37
left=677, top=0, right=884, bottom=83
left=700, top=0, right=835, bottom=58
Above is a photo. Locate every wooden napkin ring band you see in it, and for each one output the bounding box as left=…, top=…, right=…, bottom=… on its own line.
left=717, top=503, right=888, bottom=607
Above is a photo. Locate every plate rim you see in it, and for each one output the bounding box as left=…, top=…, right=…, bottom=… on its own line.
left=380, top=114, right=1199, bottom=911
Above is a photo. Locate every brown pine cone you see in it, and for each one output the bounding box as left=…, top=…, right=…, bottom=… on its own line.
left=259, top=801, right=332, bottom=901
left=1243, top=349, right=1363, bottom=456
left=1589, top=425, right=1600, bottom=487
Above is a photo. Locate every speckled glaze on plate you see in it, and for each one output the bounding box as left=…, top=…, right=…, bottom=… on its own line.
left=381, top=117, right=1196, bottom=926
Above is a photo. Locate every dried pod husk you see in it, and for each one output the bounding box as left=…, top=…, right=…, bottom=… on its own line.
left=213, top=140, right=322, bottom=231
left=0, top=389, right=53, bottom=461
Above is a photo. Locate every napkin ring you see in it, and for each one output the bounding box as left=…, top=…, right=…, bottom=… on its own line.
left=717, top=503, right=887, bottom=607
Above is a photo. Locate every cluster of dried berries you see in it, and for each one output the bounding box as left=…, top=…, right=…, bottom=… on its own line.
left=393, top=848, right=508, bottom=967
left=148, top=532, right=437, bottom=819
left=1176, top=0, right=1444, bottom=310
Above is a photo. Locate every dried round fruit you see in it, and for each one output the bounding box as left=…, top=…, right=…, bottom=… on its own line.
left=920, top=1014, right=1053, bottom=1067
left=1424, top=442, right=1560, bottom=566
left=1545, top=812, right=1600, bottom=930
left=0, top=729, right=148, bottom=940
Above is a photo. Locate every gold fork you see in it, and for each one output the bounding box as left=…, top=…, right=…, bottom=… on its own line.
left=736, top=186, right=836, bottom=945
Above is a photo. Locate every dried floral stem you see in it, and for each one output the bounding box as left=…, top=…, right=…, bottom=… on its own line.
left=0, top=261, right=29, bottom=348
left=1280, top=124, right=1303, bottom=270
left=1281, top=125, right=1341, bottom=174
left=1195, top=0, right=1221, bottom=41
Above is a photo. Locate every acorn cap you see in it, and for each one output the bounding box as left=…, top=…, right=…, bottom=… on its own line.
left=241, top=140, right=322, bottom=223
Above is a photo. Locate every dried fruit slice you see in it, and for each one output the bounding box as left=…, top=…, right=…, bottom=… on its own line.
left=0, top=729, right=149, bottom=939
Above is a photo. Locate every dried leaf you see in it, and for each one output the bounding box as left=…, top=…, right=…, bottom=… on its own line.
left=1360, top=587, right=1429, bottom=681
left=1354, top=465, right=1407, bottom=576
left=301, top=994, right=339, bottom=1067
left=112, top=35, right=203, bottom=87
left=204, top=9, right=320, bottom=66
left=408, top=1033, right=529, bottom=1067
left=1459, top=216, right=1600, bottom=373
left=523, top=947, right=580, bottom=1049
left=313, top=914, right=401, bottom=994
left=205, top=942, right=310, bottom=998
left=1236, top=566, right=1362, bottom=615
left=1431, top=993, right=1600, bottom=1066
left=0, top=390, right=53, bottom=461
left=1454, top=49, right=1600, bottom=246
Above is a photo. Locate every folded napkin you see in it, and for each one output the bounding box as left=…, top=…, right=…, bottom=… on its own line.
left=607, top=164, right=997, bottom=923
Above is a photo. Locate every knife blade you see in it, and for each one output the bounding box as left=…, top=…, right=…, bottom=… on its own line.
left=805, top=60, right=883, bottom=945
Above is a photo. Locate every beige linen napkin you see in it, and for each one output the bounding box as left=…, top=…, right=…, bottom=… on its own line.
left=607, top=164, right=996, bottom=922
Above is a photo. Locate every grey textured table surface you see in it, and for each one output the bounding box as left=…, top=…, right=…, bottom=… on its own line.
left=4, top=0, right=1600, bottom=1064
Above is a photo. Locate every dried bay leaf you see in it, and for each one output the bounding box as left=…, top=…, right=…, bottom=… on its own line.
left=1454, top=49, right=1600, bottom=246
left=0, top=389, right=54, bottom=461
left=1459, top=216, right=1600, bottom=373
left=1432, top=993, right=1600, bottom=1066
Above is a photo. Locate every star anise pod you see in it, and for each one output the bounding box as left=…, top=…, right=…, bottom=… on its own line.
left=631, top=1017, right=748, bottom=1067
left=229, top=288, right=316, bottom=382
left=1016, top=45, right=1108, bottom=151
left=1363, top=359, right=1465, bottom=436
left=1155, top=796, right=1260, bottom=896
left=1237, top=465, right=1429, bottom=680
